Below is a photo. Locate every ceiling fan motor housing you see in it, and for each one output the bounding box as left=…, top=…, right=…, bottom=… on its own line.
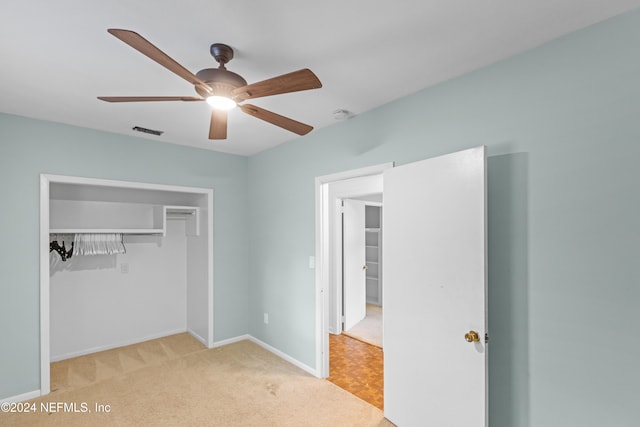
left=194, top=68, right=247, bottom=99
left=210, top=43, right=234, bottom=65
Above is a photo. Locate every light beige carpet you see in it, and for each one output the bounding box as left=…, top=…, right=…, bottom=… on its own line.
left=1, top=335, right=393, bottom=426
left=49, top=332, right=207, bottom=394
left=344, top=305, right=383, bottom=348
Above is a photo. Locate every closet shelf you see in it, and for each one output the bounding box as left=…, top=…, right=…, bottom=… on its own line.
left=49, top=228, right=164, bottom=235
left=49, top=205, right=199, bottom=237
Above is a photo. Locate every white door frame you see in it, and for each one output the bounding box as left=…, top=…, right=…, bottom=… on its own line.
left=314, top=163, right=392, bottom=377
left=39, top=174, right=214, bottom=396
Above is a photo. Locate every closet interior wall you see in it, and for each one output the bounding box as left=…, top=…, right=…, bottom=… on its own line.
left=365, top=204, right=382, bottom=306
left=47, top=177, right=212, bottom=362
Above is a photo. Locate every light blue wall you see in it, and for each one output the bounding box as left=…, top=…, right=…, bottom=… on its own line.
left=248, top=10, right=640, bottom=427
left=0, top=115, right=249, bottom=399
left=2, top=8, right=639, bottom=426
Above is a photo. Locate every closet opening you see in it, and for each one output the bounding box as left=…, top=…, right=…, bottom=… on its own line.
left=39, top=174, right=214, bottom=396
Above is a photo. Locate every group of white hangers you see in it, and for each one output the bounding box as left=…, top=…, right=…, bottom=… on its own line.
left=72, top=233, right=126, bottom=256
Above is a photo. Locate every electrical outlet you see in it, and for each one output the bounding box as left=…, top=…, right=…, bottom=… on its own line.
left=120, top=263, right=129, bottom=274
left=308, top=256, right=315, bottom=269
left=264, top=313, right=269, bottom=324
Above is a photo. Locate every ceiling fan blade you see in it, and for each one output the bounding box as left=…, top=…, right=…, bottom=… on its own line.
left=107, top=29, right=209, bottom=87
left=98, top=96, right=204, bottom=102
left=209, top=109, right=228, bottom=140
left=240, top=104, right=313, bottom=136
left=232, top=69, right=322, bottom=101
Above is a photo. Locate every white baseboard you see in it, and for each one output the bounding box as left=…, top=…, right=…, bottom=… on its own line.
left=50, top=328, right=187, bottom=362
left=187, top=328, right=208, bottom=347
left=1, top=389, right=41, bottom=404
left=212, top=334, right=319, bottom=378
left=247, top=336, right=320, bottom=378
left=212, top=334, right=251, bottom=348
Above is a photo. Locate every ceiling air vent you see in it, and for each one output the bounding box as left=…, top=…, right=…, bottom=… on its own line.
left=132, top=126, right=164, bottom=136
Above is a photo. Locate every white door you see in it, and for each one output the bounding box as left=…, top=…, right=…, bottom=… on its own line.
left=383, top=146, right=487, bottom=426
left=342, top=199, right=367, bottom=331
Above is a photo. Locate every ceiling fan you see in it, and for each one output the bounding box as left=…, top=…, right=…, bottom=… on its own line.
left=98, top=29, right=322, bottom=140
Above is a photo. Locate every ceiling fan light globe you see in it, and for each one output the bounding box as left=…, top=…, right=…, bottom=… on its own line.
left=206, top=96, right=236, bottom=110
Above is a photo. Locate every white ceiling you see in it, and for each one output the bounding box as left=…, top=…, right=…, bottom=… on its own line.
left=1, top=1, right=639, bottom=156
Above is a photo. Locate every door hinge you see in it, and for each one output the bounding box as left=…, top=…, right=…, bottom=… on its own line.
left=485, top=333, right=489, bottom=343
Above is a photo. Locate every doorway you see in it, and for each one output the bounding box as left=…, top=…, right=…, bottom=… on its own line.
left=342, top=199, right=383, bottom=349
left=315, top=146, right=488, bottom=425
left=315, top=165, right=389, bottom=409
left=333, top=199, right=384, bottom=408
left=314, top=163, right=391, bottom=378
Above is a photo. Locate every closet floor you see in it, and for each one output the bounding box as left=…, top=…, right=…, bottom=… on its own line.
left=327, top=333, right=384, bottom=410
left=50, top=333, right=205, bottom=394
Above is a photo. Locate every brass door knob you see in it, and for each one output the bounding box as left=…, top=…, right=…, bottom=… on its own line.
left=465, top=330, right=479, bottom=343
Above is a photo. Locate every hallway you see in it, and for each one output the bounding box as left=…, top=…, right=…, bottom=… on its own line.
left=327, top=333, right=384, bottom=410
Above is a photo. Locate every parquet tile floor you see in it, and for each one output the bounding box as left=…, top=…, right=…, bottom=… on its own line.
left=327, top=333, right=384, bottom=410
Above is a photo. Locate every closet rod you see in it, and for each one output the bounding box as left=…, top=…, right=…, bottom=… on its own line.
left=166, top=212, right=195, bottom=216
left=49, top=230, right=164, bottom=235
